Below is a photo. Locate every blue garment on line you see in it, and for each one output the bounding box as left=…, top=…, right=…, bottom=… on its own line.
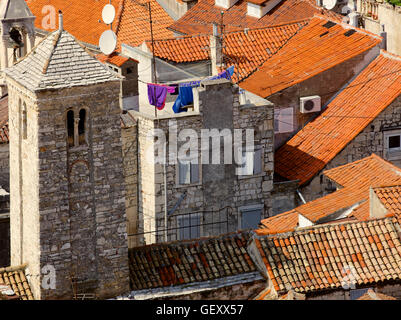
left=172, top=86, right=194, bottom=113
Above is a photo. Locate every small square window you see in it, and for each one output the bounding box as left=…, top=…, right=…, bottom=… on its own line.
left=178, top=160, right=199, bottom=185
left=177, top=214, right=201, bottom=240
left=388, top=135, right=400, bottom=149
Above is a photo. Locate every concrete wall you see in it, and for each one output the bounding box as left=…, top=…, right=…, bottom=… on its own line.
left=358, top=0, right=401, bottom=55
left=300, top=94, right=401, bottom=203
left=8, top=77, right=129, bottom=300
left=269, top=46, right=380, bottom=150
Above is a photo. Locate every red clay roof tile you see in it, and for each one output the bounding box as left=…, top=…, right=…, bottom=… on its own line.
left=275, top=51, right=401, bottom=185
left=255, top=217, right=401, bottom=294
left=169, top=0, right=342, bottom=35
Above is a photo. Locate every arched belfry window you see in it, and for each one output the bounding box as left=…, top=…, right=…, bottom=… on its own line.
left=66, top=108, right=88, bottom=148
left=67, top=110, right=74, bottom=147
left=78, top=109, right=86, bottom=145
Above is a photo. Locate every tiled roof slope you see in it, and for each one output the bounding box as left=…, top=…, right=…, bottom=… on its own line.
left=129, top=231, right=256, bottom=290
left=0, top=264, right=34, bottom=300
left=4, top=29, right=120, bottom=91
left=147, top=20, right=308, bottom=82
left=27, top=0, right=121, bottom=46
left=254, top=217, right=401, bottom=294
left=240, top=16, right=382, bottom=98
left=275, top=51, right=401, bottom=185
left=27, top=0, right=174, bottom=48
left=115, top=0, right=174, bottom=49
left=374, top=185, right=401, bottom=217
left=169, top=0, right=342, bottom=35
left=96, top=52, right=138, bottom=67
left=357, top=289, right=397, bottom=300
left=260, top=155, right=401, bottom=231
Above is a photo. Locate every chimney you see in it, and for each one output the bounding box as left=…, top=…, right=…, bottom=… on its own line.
left=210, top=30, right=223, bottom=76
left=348, top=11, right=359, bottom=27
left=59, top=10, right=63, bottom=31
left=316, top=0, right=322, bottom=6
left=380, top=24, right=387, bottom=50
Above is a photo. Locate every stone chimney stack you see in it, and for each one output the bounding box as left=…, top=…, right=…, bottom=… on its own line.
left=380, top=24, right=387, bottom=50
left=58, top=10, right=63, bottom=31
left=210, top=23, right=223, bottom=76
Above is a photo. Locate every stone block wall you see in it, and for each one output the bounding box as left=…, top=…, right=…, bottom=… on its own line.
left=269, top=46, right=380, bottom=150
left=8, top=78, right=129, bottom=300
left=300, top=94, right=401, bottom=203
left=129, top=80, right=274, bottom=245
left=0, top=143, right=9, bottom=190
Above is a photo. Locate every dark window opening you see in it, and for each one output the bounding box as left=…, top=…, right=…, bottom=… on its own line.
left=389, top=135, right=400, bottom=149
left=323, top=21, right=336, bottom=29
left=126, top=68, right=133, bottom=74
left=320, top=31, right=329, bottom=37
left=344, top=29, right=356, bottom=37
left=22, top=104, right=27, bottom=140
left=67, top=110, right=74, bottom=147
left=78, top=109, right=86, bottom=145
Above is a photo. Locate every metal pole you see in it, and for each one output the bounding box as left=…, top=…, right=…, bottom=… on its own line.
left=148, top=2, right=158, bottom=118
left=164, top=142, right=168, bottom=242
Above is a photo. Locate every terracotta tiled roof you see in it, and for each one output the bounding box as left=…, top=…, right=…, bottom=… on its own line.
left=357, top=289, right=397, bottom=300
left=148, top=19, right=308, bottom=82
left=275, top=51, right=401, bottom=185
left=27, top=0, right=174, bottom=48
left=96, top=52, right=138, bottom=67
left=0, top=264, right=34, bottom=300
left=169, top=0, right=342, bottom=35
left=129, top=231, right=256, bottom=290
left=373, top=185, right=401, bottom=217
left=259, top=210, right=299, bottom=234
left=240, top=16, right=382, bottom=99
left=254, top=217, right=401, bottom=294
left=260, top=154, right=401, bottom=231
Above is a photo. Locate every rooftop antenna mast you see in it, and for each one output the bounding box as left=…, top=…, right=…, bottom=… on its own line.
left=148, top=1, right=158, bottom=118
left=220, top=11, right=225, bottom=69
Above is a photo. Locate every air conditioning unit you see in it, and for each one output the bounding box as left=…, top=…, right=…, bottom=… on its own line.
left=300, top=96, right=321, bottom=113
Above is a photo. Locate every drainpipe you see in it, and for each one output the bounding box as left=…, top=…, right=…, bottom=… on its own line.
left=164, top=142, right=168, bottom=242
left=296, top=189, right=306, bottom=204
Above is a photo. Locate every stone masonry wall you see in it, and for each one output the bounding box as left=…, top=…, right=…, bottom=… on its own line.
left=122, top=124, right=139, bottom=248
left=9, top=77, right=129, bottom=300
left=300, top=94, right=401, bottom=203
left=130, top=80, right=274, bottom=245
left=269, top=46, right=380, bottom=150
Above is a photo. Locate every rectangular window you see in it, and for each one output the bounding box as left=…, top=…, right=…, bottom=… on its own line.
left=240, top=205, right=263, bottom=230
left=237, top=147, right=262, bottom=176
left=178, top=214, right=201, bottom=240
left=384, top=130, right=401, bottom=160
left=178, top=161, right=199, bottom=185
left=274, top=107, right=294, bottom=133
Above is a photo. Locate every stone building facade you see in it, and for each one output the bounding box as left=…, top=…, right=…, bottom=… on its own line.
left=5, top=25, right=129, bottom=299
left=125, top=79, right=274, bottom=246
left=300, top=94, right=401, bottom=203
left=270, top=46, right=380, bottom=150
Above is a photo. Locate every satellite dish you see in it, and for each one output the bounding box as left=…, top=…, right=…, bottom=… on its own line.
left=99, top=29, right=117, bottom=55
left=322, top=0, right=337, bottom=10
left=102, top=4, right=116, bottom=25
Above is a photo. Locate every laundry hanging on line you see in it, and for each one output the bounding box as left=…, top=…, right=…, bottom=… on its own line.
left=147, top=83, right=176, bottom=110
left=172, top=65, right=235, bottom=113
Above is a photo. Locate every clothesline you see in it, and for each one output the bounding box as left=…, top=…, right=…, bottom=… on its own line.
left=146, top=65, right=235, bottom=113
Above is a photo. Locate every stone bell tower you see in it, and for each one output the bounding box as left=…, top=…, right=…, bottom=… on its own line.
left=0, top=0, right=36, bottom=96
left=4, top=13, right=129, bottom=299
